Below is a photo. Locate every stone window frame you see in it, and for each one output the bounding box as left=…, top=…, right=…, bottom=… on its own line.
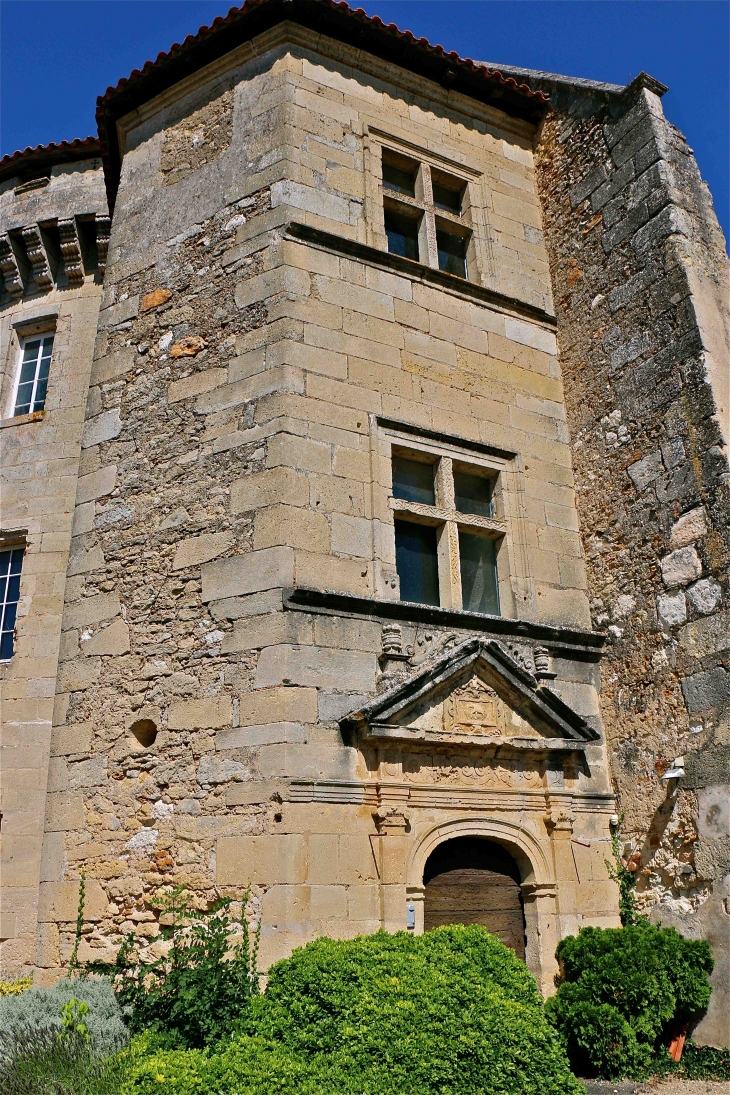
left=1, top=310, right=58, bottom=424
left=371, top=417, right=533, bottom=621
left=363, top=127, right=491, bottom=285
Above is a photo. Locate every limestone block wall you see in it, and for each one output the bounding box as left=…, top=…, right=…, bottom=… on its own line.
left=35, top=29, right=617, bottom=984
left=0, top=156, right=108, bottom=974
left=535, top=78, right=730, bottom=1044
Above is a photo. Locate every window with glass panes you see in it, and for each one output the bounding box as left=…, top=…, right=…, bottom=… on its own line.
left=14, top=334, right=53, bottom=416
left=0, top=548, right=23, bottom=660
left=381, top=150, right=472, bottom=279
left=390, top=450, right=503, bottom=614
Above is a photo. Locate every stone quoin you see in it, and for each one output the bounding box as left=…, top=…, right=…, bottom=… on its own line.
left=0, top=0, right=728, bottom=1048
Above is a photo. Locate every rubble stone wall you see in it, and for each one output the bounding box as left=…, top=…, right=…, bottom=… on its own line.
left=535, top=80, right=730, bottom=1045
left=0, top=158, right=108, bottom=973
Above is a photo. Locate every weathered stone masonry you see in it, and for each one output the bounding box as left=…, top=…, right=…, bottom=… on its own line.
left=530, top=72, right=730, bottom=1044
left=0, top=0, right=727, bottom=1046
left=0, top=142, right=109, bottom=972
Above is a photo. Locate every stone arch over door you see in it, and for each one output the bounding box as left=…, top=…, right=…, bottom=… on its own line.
left=407, top=818, right=559, bottom=994
left=423, top=837, right=527, bottom=957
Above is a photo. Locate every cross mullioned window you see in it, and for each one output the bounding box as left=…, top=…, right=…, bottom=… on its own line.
left=0, top=548, right=23, bottom=660
left=391, top=450, right=503, bottom=615
left=14, top=334, right=53, bottom=416
left=381, top=150, right=472, bottom=280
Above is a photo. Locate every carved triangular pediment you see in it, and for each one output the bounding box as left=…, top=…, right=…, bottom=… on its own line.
left=340, top=637, right=599, bottom=749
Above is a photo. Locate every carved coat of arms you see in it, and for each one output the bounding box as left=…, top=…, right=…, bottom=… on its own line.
left=443, top=676, right=505, bottom=737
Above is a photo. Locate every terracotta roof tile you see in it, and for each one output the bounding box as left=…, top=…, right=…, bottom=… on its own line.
left=0, top=137, right=100, bottom=185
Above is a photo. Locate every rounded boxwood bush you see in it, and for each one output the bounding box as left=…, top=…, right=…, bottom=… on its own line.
left=120, top=926, right=584, bottom=1095
left=545, top=920, right=714, bottom=1079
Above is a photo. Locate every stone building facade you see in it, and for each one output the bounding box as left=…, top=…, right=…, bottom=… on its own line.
left=0, top=0, right=727, bottom=1045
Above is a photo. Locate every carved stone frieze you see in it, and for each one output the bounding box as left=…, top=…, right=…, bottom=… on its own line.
left=409, top=628, right=459, bottom=666
left=399, top=751, right=544, bottom=789
left=95, top=214, right=110, bottom=274
left=0, top=234, right=23, bottom=300
left=21, top=225, right=52, bottom=291
left=58, top=218, right=84, bottom=286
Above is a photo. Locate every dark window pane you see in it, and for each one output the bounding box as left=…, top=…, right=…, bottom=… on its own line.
left=18, top=358, right=38, bottom=386
left=382, top=161, right=416, bottom=197
left=392, top=455, right=435, bottom=505
left=2, top=601, right=17, bottom=633
left=23, top=339, right=41, bottom=360
left=395, top=520, right=440, bottom=606
left=454, top=470, right=494, bottom=518
left=33, top=377, right=48, bottom=410
left=0, top=547, right=21, bottom=660
left=459, top=532, right=500, bottom=615
left=437, top=228, right=468, bottom=278
left=433, top=182, right=462, bottom=215
left=15, top=386, right=32, bottom=415
left=384, top=210, right=420, bottom=261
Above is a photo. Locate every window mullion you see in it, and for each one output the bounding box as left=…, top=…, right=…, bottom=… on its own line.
left=419, top=163, right=439, bottom=269
left=437, top=519, right=462, bottom=610
left=29, top=340, right=42, bottom=412
left=435, top=456, right=454, bottom=509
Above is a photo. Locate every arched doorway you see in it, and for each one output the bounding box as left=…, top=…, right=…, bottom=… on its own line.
left=423, top=836, right=527, bottom=958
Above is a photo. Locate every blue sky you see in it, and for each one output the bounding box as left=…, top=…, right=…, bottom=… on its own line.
left=1, top=1, right=727, bottom=242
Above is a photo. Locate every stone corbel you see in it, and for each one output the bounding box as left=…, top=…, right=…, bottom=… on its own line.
left=0, top=234, right=23, bottom=300
left=544, top=809, right=576, bottom=836
left=21, top=225, right=52, bottom=291
left=58, top=218, right=84, bottom=286
left=373, top=805, right=411, bottom=834
left=95, top=214, right=110, bottom=274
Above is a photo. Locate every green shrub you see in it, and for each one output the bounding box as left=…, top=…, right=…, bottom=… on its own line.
left=0, top=994, right=128, bottom=1095
left=0, top=976, right=129, bottom=1063
left=0, top=1026, right=127, bottom=1095
left=545, top=920, right=714, bottom=1079
left=119, top=925, right=584, bottom=1095
left=109, top=887, right=260, bottom=1049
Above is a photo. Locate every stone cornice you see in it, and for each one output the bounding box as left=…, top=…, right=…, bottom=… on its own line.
left=284, top=221, right=557, bottom=328
left=283, top=587, right=606, bottom=661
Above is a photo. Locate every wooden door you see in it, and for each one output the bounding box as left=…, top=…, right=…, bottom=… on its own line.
left=423, top=838, right=526, bottom=958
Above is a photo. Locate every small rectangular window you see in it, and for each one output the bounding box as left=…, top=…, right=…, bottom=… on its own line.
left=392, top=455, right=436, bottom=505
left=436, top=228, right=468, bottom=279
left=0, top=548, right=23, bottom=660
left=384, top=209, right=420, bottom=261
left=459, top=531, right=500, bottom=615
left=14, top=334, right=53, bottom=416
left=395, top=520, right=440, bottom=606
left=382, top=160, right=417, bottom=197
left=454, top=470, right=494, bottom=518
left=432, top=181, right=463, bottom=215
